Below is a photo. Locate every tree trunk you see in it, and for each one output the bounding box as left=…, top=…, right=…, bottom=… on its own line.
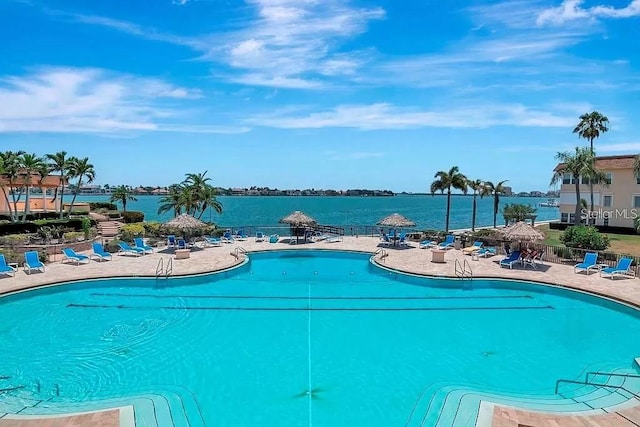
left=68, top=180, right=82, bottom=217
left=471, top=193, right=477, bottom=232
left=445, top=189, right=451, bottom=232
left=493, top=195, right=499, bottom=228
left=589, top=137, right=595, bottom=217
left=23, top=185, right=31, bottom=221
left=9, top=180, right=20, bottom=222
left=574, top=179, right=582, bottom=225
left=123, top=199, right=127, bottom=213
left=1, top=188, right=15, bottom=223
left=58, top=183, right=66, bottom=219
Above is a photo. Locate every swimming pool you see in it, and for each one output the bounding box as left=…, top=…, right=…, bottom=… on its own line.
left=1, top=250, right=640, bottom=426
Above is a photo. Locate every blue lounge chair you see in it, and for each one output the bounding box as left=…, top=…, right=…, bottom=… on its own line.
left=177, top=239, right=191, bottom=250
left=23, top=251, right=45, bottom=274
left=167, top=235, right=177, bottom=248
left=222, top=231, right=234, bottom=243
left=419, top=240, right=437, bottom=249
left=256, top=232, right=265, bottom=242
left=91, top=242, right=112, bottom=262
left=0, top=254, right=16, bottom=277
left=62, top=248, right=90, bottom=265
left=499, top=251, right=521, bottom=269
left=234, top=230, right=248, bottom=241
left=462, top=241, right=483, bottom=255
left=269, top=234, right=279, bottom=243
left=204, top=236, right=222, bottom=247
left=379, top=233, right=391, bottom=247
left=117, top=242, right=144, bottom=256
left=437, top=235, right=455, bottom=250
left=574, top=252, right=599, bottom=275
left=134, top=237, right=154, bottom=254
left=600, top=257, right=635, bottom=279
left=476, top=247, right=496, bottom=258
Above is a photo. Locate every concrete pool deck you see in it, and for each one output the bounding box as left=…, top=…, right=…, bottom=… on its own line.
left=1, top=236, right=640, bottom=426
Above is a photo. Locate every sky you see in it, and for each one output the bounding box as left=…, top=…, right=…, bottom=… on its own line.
left=1, top=0, right=639, bottom=193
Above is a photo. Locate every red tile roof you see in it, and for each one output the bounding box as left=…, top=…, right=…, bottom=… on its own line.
left=554, top=154, right=637, bottom=171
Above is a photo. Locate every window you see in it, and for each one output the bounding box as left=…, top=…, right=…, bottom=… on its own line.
left=561, top=213, right=569, bottom=223
left=603, top=195, right=613, bottom=208
left=605, top=172, right=612, bottom=185
left=562, top=173, right=574, bottom=185
left=637, top=174, right=640, bottom=185
left=568, top=213, right=576, bottom=223
left=634, top=195, right=640, bottom=208
left=581, top=176, right=590, bottom=185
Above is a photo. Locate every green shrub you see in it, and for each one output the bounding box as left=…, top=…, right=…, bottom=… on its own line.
left=104, top=240, right=121, bottom=253
left=0, top=234, right=30, bottom=246
left=107, top=211, right=121, bottom=219
left=553, top=246, right=574, bottom=259
left=120, top=223, right=145, bottom=242
left=143, top=221, right=164, bottom=237
left=63, top=231, right=86, bottom=242
left=122, top=211, right=144, bottom=223
left=81, top=217, right=91, bottom=239
left=560, top=225, right=610, bottom=251
left=89, top=202, right=117, bottom=210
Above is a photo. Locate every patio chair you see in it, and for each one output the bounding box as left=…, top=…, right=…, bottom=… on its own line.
left=419, top=240, right=437, bottom=249
left=177, top=239, right=191, bottom=250
left=117, top=242, right=145, bottom=257
left=574, top=252, right=599, bottom=275
left=379, top=233, right=391, bottom=247
left=522, top=250, right=542, bottom=270
left=499, top=251, right=522, bottom=269
left=475, top=247, right=496, bottom=258
left=462, top=241, right=483, bottom=255
left=600, top=257, right=635, bottom=279
left=91, top=242, right=113, bottom=262
left=204, top=236, right=222, bottom=247
left=134, top=237, right=154, bottom=254
left=0, top=254, right=16, bottom=277
left=437, top=235, right=455, bottom=250
left=269, top=234, right=279, bottom=243
left=24, top=251, right=45, bottom=274
left=234, top=230, right=248, bottom=241
left=62, top=248, right=90, bottom=265
left=167, top=235, right=177, bottom=248
left=222, top=231, right=234, bottom=243
left=255, top=232, right=265, bottom=242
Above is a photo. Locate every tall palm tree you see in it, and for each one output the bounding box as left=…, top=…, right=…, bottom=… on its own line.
left=46, top=151, right=72, bottom=219
left=480, top=180, right=509, bottom=228
left=550, top=147, right=606, bottom=225
left=157, top=184, right=186, bottom=217
left=467, top=178, right=484, bottom=232
left=573, top=111, right=609, bottom=212
left=430, top=166, right=468, bottom=233
left=198, top=184, right=223, bottom=220
left=19, top=153, right=46, bottom=220
left=110, top=185, right=137, bottom=212
left=67, top=157, right=95, bottom=216
left=0, top=151, right=25, bottom=222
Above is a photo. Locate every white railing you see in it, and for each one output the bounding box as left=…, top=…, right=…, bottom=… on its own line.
left=454, top=258, right=473, bottom=280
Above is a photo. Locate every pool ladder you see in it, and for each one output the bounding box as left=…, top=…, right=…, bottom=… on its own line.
left=555, top=371, right=640, bottom=398
left=454, top=259, right=473, bottom=281
left=155, top=257, right=173, bottom=279
left=375, top=248, right=388, bottom=262
left=231, top=246, right=247, bottom=260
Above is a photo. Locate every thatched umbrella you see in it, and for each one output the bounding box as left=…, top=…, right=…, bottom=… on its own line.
left=499, top=221, right=544, bottom=242
left=280, top=211, right=317, bottom=243
left=377, top=213, right=416, bottom=229
left=163, top=214, right=208, bottom=241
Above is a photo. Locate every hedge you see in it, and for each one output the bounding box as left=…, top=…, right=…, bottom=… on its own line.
left=0, top=212, right=60, bottom=221
left=0, top=218, right=95, bottom=236
left=122, top=211, right=144, bottom=223
left=89, top=202, right=117, bottom=210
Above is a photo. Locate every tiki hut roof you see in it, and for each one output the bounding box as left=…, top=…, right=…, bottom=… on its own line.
left=279, top=211, right=317, bottom=226
left=163, top=213, right=207, bottom=230
left=376, top=213, right=416, bottom=228
left=499, top=221, right=544, bottom=241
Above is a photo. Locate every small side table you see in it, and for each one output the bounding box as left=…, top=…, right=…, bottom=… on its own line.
left=431, top=249, right=446, bottom=263
left=471, top=252, right=480, bottom=261
left=175, top=249, right=191, bottom=260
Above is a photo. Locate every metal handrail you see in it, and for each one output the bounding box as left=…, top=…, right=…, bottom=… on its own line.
left=232, top=247, right=247, bottom=259
left=454, top=259, right=472, bottom=280
left=463, top=259, right=473, bottom=279
left=155, top=258, right=164, bottom=278
left=165, top=257, right=173, bottom=278
left=374, top=248, right=388, bottom=259
left=554, top=378, right=640, bottom=399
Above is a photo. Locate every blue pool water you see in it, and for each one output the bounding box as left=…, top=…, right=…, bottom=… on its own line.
left=1, top=251, right=640, bottom=426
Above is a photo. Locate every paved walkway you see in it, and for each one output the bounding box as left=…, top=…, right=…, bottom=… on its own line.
left=2, top=236, right=640, bottom=426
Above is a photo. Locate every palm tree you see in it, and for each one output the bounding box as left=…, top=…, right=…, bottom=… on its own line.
left=46, top=151, right=72, bottom=219
left=67, top=157, right=95, bottom=216
left=633, top=155, right=640, bottom=179
left=110, top=185, right=137, bottom=212
left=430, top=166, right=468, bottom=233
left=573, top=111, right=609, bottom=212
left=480, top=180, right=509, bottom=228
left=0, top=151, right=25, bottom=222
left=157, top=184, right=186, bottom=217
left=550, top=147, right=606, bottom=225
left=198, top=184, right=223, bottom=220
left=467, top=178, right=484, bottom=232
left=19, top=153, right=46, bottom=220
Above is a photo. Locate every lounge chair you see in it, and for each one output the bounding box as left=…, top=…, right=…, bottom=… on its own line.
left=23, top=251, right=45, bottom=274
left=134, top=238, right=154, bottom=254
left=234, top=230, right=248, bottom=241
left=117, top=242, right=144, bottom=256
left=476, top=247, right=496, bottom=258
left=62, top=248, right=90, bottom=265
left=499, top=251, right=522, bottom=269
left=167, top=235, right=177, bottom=248
left=255, top=232, right=265, bottom=242
left=600, top=257, right=635, bottom=279
left=379, top=234, right=391, bottom=247
left=269, top=234, right=279, bottom=243
left=574, top=252, right=599, bottom=275
left=177, top=239, right=192, bottom=250
left=462, top=241, right=483, bottom=254
left=419, top=240, right=437, bottom=249
left=437, top=235, right=455, bottom=250
left=522, top=250, right=543, bottom=270
left=222, top=231, right=234, bottom=243
left=204, top=236, right=222, bottom=247
left=325, top=235, right=342, bottom=243
left=0, top=254, right=16, bottom=277
left=91, top=242, right=112, bottom=262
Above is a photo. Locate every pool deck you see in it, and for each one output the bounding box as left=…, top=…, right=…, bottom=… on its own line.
left=2, top=236, right=640, bottom=426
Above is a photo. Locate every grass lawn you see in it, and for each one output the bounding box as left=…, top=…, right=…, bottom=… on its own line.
left=536, top=223, right=640, bottom=256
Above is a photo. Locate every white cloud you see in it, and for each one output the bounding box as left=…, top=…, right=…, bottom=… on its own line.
left=173, top=0, right=189, bottom=5
left=0, top=67, right=246, bottom=134
left=537, top=0, right=640, bottom=26
left=247, top=103, right=575, bottom=130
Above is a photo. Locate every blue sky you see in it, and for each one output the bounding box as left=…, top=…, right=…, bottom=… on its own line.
left=1, top=0, right=639, bottom=192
